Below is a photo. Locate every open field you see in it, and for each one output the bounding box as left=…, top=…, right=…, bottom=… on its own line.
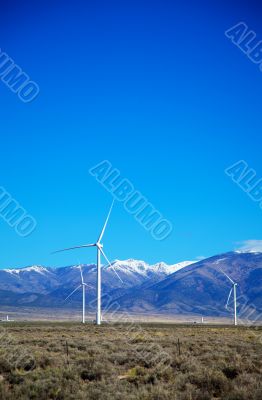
left=0, top=306, right=244, bottom=325
left=0, top=322, right=261, bottom=400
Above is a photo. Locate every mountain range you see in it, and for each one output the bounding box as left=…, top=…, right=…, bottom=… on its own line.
left=0, top=252, right=261, bottom=319
left=0, top=259, right=194, bottom=307
left=113, top=251, right=262, bottom=318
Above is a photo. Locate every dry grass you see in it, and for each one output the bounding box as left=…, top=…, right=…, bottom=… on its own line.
left=0, top=322, right=261, bottom=399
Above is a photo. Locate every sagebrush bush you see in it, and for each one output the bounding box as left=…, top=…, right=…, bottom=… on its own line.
left=0, top=323, right=259, bottom=400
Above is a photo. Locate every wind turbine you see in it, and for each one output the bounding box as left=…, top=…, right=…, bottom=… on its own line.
left=53, top=200, right=123, bottom=325
left=64, top=265, right=93, bottom=324
left=219, top=268, right=238, bottom=326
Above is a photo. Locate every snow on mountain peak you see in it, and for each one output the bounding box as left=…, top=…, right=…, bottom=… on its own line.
left=112, top=259, right=149, bottom=267
left=2, top=259, right=196, bottom=284
left=108, top=259, right=150, bottom=276
left=4, top=265, right=50, bottom=275
left=107, top=259, right=195, bottom=277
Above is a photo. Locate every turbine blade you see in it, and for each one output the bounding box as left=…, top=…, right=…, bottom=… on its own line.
left=100, top=248, right=123, bottom=284
left=64, top=285, right=81, bottom=302
left=226, top=287, right=233, bottom=309
left=52, top=244, right=96, bottom=254
left=218, top=267, right=235, bottom=285
left=97, top=200, right=114, bottom=243
left=83, top=283, right=94, bottom=289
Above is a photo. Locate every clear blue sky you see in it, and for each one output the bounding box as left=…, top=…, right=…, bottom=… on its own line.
left=0, top=0, right=261, bottom=268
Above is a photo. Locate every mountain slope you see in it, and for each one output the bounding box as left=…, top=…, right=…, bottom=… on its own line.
left=0, top=266, right=59, bottom=294
left=0, top=259, right=194, bottom=307
left=113, top=252, right=262, bottom=317
left=1, top=252, right=261, bottom=319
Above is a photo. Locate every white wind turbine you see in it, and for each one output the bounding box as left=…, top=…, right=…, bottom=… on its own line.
left=64, top=265, right=93, bottom=324
left=53, top=200, right=123, bottom=325
left=219, top=268, right=238, bottom=326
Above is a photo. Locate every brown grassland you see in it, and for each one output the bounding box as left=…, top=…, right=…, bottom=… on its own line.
left=0, top=322, right=261, bottom=400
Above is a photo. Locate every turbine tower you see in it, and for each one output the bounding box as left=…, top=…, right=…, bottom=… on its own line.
left=219, top=268, right=238, bottom=326
left=64, top=265, right=93, bottom=324
left=53, top=200, right=122, bottom=325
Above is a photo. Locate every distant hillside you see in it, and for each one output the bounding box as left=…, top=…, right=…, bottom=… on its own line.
left=0, top=259, right=194, bottom=308
left=0, top=252, right=261, bottom=321
left=113, top=252, right=262, bottom=319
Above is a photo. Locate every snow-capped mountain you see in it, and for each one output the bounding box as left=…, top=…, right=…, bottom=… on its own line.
left=113, top=251, right=262, bottom=317
left=0, top=259, right=195, bottom=306
left=0, top=265, right=59, bottom=295
left=1, top=252, right=261, bottom=319
left=104, top=259, right=195, bottom=287
left=111, top=259, right=194, bottom=275
left=4, top=265, right=52, bottom=276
